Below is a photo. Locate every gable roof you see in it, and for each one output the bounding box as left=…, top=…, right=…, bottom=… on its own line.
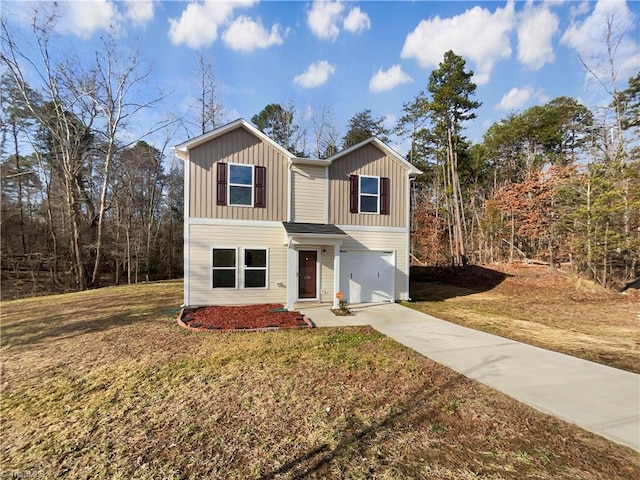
left=173, top=118, right=294, bottom=161
left=327, top=137, right=422, bottom=176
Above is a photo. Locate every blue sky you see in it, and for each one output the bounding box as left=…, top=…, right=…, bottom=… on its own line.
left=4, top=0, right=639, bottom=156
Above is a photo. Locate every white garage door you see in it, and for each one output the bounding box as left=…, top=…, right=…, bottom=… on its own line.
left=340, top=251, right=395, bottom=303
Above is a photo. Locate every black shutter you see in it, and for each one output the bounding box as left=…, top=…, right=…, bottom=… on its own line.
left=216, top=162, right=227, bottom=206
left=254, top=166, right=266, bottom=208
left=380, top=177, right=390, bottom=215
left=349, top=175, right=359, bottom=213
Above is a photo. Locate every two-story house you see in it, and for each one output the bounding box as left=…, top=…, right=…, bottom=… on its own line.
left=174, top=118, right=421, bottom=310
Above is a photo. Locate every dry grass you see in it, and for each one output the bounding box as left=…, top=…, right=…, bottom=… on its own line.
left=1, top=279, right=639, bottom=479
left=408, top=263, right=640, bottom=373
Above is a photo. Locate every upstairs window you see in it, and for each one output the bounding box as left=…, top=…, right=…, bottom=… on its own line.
left=229, top=164, right=253, bottom=206
left=359, top=176, right=379, bottom=213
left=350, top=174, right=390, bottom=215
left=217, top=163, right=266, bottom=208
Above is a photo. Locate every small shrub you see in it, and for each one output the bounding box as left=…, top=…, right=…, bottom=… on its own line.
left=339, top=300, right=351, bottom=314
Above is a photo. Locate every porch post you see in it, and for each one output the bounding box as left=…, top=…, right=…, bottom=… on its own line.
left=285, top=242, right=297, bottom=310
left=333, top=243, right=341, bottom=309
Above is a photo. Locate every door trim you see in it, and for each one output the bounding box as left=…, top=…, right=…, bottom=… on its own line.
left=297, top=248, right=320, bottom=301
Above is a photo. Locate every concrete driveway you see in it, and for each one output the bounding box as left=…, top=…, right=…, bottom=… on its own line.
left=299, top=302, right=640, bottom=452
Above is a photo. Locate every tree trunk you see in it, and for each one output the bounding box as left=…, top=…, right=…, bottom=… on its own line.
left=447, top=126, right=466, bottom=266
left=90, top=142, right=114, bottom=288
left=12, top=120, right=27, bottom=255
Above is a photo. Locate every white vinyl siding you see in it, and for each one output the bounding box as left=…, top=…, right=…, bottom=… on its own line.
left=338, top=227, right=409, bottom=301
left=320, top=249, right=334, bottom=301
left=291, top=164, right=326, bottom=223
left=189, top=224, right=286, bottom=305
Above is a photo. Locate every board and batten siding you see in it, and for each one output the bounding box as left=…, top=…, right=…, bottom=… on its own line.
left=328, top=144, right=407, bottom=228
left=189, top=127, right=288, bottom=221
left=188, top=223, right=287, bottom=306
left=291, top=164, right=326, bottom=223
left=338, top=228, right=409, bottom=301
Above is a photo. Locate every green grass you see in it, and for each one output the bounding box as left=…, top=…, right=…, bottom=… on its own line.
left=1, top=280, right=639, bottom=479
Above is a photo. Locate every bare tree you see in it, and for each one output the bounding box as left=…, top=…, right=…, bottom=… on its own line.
left=196, top=51, right=222, bottom=134
left=72, top=35, right=171, bottom=287
left=1, top=11, right=98, bottom=288
left=310, top=103, right=339, bottom=159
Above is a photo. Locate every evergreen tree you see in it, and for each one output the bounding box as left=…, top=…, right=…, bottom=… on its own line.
left=427, top=50, right=481, bottom=266
left=342, top=109, right=390, bottom=149
left=251, top=103, right=306, bottom=156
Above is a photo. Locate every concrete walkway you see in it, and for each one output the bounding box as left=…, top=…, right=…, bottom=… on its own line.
left=299, top=302, right=640, bottom=451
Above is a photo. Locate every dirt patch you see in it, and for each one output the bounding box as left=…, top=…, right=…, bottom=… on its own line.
left=179, top=303, right=312, bottom=332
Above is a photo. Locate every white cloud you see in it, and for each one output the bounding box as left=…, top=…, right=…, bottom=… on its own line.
left=401, top=1, right=515, bottom=84
left=168, top=0, right=255, bottom=48
left=343, top=7, right=370, bottom=33
left=307, top=1, right=371, bottom=40
left=294, top=60, right=336, bottom=88
left=496, top=85, right=548, bottom=110
left=369, top=65, right=413, bottom=93
left=307, top=0, right=344, bottom=41
left=58, top=0, right=121, bottom=38
left=561, top=0, right=640, bottom=86
left=222, top=16, right=286, bottom=52
left=569, top=0, right=592, bottom=19
left=124, top=0, right=154, bottom=26
left=517, top=4, right=559, bottom=70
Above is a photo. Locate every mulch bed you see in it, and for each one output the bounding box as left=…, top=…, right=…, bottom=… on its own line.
left=178, top=303, right=312, bottom=333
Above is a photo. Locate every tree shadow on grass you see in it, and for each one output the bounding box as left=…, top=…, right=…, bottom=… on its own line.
left=0, top=295, right=179, bottom=348
left=409, top=265, right=511, bottom=302
left=257, top=354, right=507, bottom=479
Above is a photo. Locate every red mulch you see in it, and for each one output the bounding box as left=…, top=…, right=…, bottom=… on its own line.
left=178, top=303, right=312, bottom=332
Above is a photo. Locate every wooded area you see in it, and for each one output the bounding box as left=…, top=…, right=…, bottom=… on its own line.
left=403, top=50, right=639, bottom=290
left=1, top=9, right=638, bottom=299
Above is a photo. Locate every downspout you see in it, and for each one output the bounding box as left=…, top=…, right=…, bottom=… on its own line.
left=287, top=158, right=293, bottom=222
left=406, top=174, right=413, bottom=302
left=285, top=159, right=294, bottom=310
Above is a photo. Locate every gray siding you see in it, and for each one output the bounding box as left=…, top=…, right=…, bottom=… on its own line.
left=189, top=127, right=288, bottom=221
left=328, top=144, right=407, bottom=227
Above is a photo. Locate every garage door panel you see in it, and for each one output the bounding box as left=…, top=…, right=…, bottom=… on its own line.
left=340, top=251, right=394, bottom=303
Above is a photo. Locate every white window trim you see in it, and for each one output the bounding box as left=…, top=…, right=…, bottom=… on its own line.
left=211, top=246, right=238, bottom=289
left=211, top=246, right=269, bottom=290
left=359, top=175, right=380, bottom=214
left=228, top=163, right=254, bottom=207
left=241, top=247, right=269, bottom=290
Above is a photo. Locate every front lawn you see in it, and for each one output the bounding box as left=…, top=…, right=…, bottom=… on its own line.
left=1, top=280, right=638, bottom=479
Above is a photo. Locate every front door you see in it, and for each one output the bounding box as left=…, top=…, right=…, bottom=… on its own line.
left=298, top=250, right=317, bottom=299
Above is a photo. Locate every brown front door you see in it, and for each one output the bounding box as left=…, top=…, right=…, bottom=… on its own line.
left=298, top=250, right=317, bottom=299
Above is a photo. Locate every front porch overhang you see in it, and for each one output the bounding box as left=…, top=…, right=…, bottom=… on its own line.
left=283, top=223, right=346, bottom=311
